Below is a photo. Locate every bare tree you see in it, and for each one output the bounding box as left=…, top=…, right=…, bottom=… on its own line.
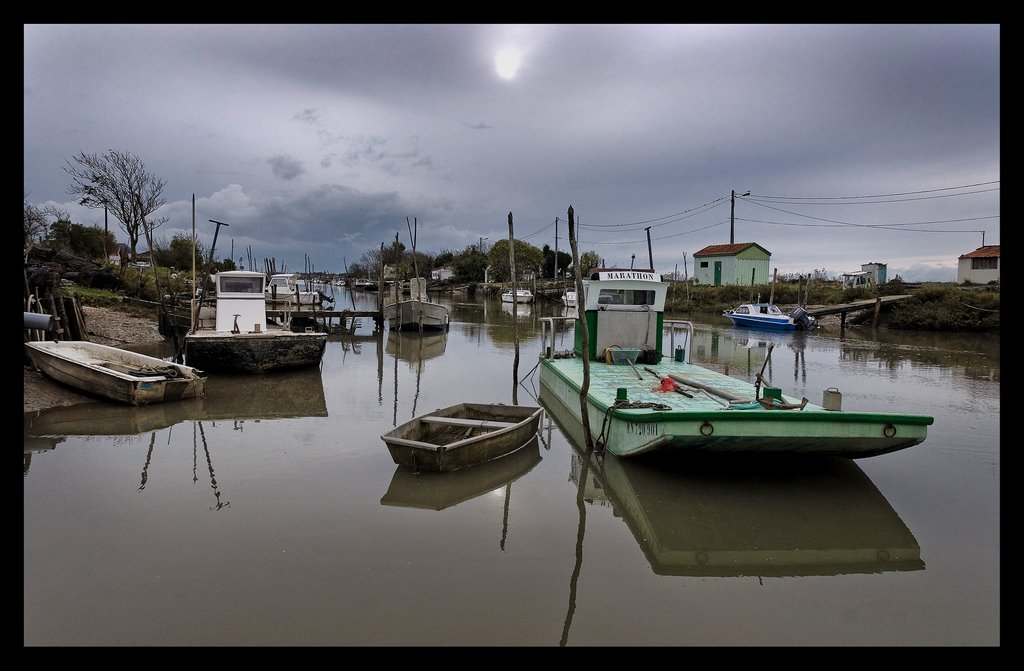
left=64, top=150, right=167, bottom=261
left=23, top=195, right=74, bottom=253
left=23, top=196, right=49, bottom=252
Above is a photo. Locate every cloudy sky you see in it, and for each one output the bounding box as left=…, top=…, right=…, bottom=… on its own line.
left=24, top=24, right=999, bottom=282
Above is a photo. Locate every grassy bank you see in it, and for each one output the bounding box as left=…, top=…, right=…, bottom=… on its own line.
left=657, top=280, right=999, bottom=332
left=519, top=279, right=999, bottom=333
left=65, top=278, right=1000, bottom=334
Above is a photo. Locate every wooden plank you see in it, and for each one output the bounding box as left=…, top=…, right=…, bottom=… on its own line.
left=420, top=416, right=517, bottom=429
left=382, top=436, right=441, bottom=450
left=805, top=295, right=913, bottom=317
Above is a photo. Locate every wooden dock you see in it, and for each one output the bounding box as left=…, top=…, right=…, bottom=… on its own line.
left=806, top=295, right=913, bottom=328
left=267, top=308, right=384, bottom=331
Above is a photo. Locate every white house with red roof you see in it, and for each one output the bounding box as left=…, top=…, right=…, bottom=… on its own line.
left=956, top=245, right=1000, bottom=284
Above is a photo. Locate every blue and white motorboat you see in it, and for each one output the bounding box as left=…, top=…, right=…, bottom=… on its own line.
left=722, top=303, right=816, bottom=330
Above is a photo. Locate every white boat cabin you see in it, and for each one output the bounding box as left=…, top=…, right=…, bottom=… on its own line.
left=213, top=270, right=268, bottom=333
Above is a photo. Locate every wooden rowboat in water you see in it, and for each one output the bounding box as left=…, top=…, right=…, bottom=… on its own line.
left=381, top=402, right=544, bottom=472
left=24, top=340, right=206, bottom=406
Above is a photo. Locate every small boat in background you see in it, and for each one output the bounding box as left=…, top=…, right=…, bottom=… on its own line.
left=383, top=218, right=450, bottom=333
left=561, top=289, right=577, bottom=308
left=722, top=302, right=816, bottom=330
left=384, top=277, right=450, bottom=333
left=381, top=402, right=544, bottom=472
left=24, top=340, right=206, bottom=406
left=501, top=288, right=534, bottom=304
left=265, top=273, right=333, bottom=305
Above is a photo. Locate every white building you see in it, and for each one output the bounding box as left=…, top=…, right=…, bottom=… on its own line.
left=956, top=245, right=1000, bottom=284
left=841, top=262, right=887, bottom=288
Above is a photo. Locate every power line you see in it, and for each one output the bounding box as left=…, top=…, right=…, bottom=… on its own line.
left=520, top=178, right=999, bottom=250
left=749, top=181, right=999, bottom=201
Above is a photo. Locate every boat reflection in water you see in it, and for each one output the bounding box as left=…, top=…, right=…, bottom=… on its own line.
left=380, top=436, right=542, bottom=511
left=385, top=329, right=448, bottom=368
left=24, top=367, right=329, bottom=503
left=24, top=366, right=328, bottom=450
left=500, top=300, right=532, bottom=318
left=542, top=396, right=924, bottom=578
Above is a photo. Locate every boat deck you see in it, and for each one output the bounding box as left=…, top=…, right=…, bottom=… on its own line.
left=543, top=356, right=801, bottom=413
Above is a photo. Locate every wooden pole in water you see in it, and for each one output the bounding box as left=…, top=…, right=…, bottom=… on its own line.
left=378, top=242, right=385, bottom=315
left=508, top=212, right=519, bottom=405
left=190, top=195, right=196, bottom=333
left=567, top=205, right=594, bottom=449
left=769, top=267, right=777, bottom=304
left=684, top=252, right=690, bottom=307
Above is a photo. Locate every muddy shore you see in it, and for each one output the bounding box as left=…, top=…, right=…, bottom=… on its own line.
left=23, top=306, right=166, bottom=414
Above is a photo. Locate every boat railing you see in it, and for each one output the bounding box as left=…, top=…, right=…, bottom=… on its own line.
left=540, top=316, right=577, bottom=359
left=663, top=320, right=693, bottom=364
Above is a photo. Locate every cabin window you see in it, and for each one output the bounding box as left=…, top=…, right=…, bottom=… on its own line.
left=971, top=257, right=997, bottom=270
left=596, top=288, right=656, bottom=306
left=699, top=261, right=709, bottom=268
left=219, top=277, right=263, bottom=293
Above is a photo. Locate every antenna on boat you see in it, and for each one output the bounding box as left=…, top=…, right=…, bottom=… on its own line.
left=191, top=218, right=229, bottom=333
left=645, top=226, right=653, bottom=271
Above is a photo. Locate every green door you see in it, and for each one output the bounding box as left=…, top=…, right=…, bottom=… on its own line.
left=714, top=261, right=722, bottom=286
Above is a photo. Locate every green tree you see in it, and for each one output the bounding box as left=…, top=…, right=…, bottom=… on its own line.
left=47, top=220, right=114, bottom=260
left=155, top=233, right=206, bottom=272
left=451, top=245, right=488, bottom=282
left=64, top=149, right=167, bottom=262
left=433, top=249, right=455, bottom=269
left=579, top=250, right=600, bottom=276
left=486, top=239, right=544, bottom=283
left=542, top=245, right=573, bottom=279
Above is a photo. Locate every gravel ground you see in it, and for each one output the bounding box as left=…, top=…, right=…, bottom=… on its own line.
left=23, top=306, right=166, bottom=414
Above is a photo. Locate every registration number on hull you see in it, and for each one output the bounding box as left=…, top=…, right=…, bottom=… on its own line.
left=625, top=421, right=661, bottom=437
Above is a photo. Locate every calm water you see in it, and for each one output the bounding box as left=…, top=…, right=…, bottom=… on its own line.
left=23, top=289, right=1000, bottom=646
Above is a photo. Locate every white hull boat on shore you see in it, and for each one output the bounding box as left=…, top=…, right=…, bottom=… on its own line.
left=25, top=340, right=206, bottom=406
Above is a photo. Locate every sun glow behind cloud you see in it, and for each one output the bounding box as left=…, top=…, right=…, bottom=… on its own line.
left=495, top=48, right=522, bottom=79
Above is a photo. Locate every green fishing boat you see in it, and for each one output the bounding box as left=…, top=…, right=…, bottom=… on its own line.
left=537, top=270, right=933, bottom=458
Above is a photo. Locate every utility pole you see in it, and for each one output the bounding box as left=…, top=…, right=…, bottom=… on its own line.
left=554, top=218, right=558, bottom=279
left=730, top=190, right=750, bottom=244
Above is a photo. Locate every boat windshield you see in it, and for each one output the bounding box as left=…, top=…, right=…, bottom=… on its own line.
left=596, top=288, right=656, bottom=306
left=219, top=276, right=264, bottom=293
